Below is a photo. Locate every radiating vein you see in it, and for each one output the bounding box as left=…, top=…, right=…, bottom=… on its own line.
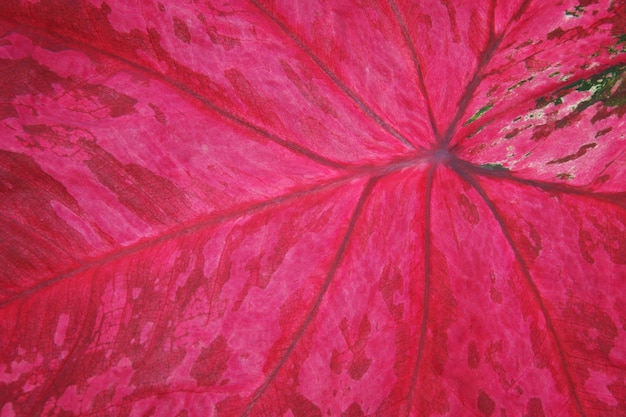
left=240, top=177, right=378, bottom=417
left=249, top=0, right=417, bottom=150
left=441, top=33, right=502, bottom=146
left=3, top=22, right=345, bottom=170
left=454, top=159, right=626, bottom=208
left=387, top=0, right=439, bottom=139
left=404, top=164, right=435, bottom=417
left=0, top=175, right=355, bottom=309
left=0, top=149, right=423, bottom=310
left=452, top=166, right=586, bottom=417
left=442, top=0, right=532, bottom=146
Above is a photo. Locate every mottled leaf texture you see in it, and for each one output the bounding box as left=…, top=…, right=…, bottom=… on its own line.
left=0, top=0, right=625, bottom=416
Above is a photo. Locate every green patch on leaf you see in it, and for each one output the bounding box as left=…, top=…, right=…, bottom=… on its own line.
left=566, top=64, right=626, bottom=112
left=464, top=103, right=494, bottom=126
left=537, top=64, right=626, bottom=111
left=608, top=35, right=626, bottom=56
left=573, top=66, right=621, bottom=91
left=480, top=163, right=508, bottom=171
left=556, top=173, right=574, bottom=180
left=549, top=71, right=560, bottom=78
left=536, top=96, right=550, bottom=108
left=565, top=5, right=584, bottom=17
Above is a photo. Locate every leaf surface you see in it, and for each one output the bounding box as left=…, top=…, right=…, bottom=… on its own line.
left=1, top=1, right=625, bottom=416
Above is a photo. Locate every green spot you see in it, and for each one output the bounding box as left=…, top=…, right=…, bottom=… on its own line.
left=513, top=116, right=522, bottom=122
left=565, top=64, right=626, bottom=111
left=549, top=71, right=560, bottom=78
left=539, top=65, right=626, bottom=113
left=536, top=98, right=547, bottom=108
left=556, top=173, right=573, bottom=180
left=480, top=163, right=508, bottom=171
left=607, top=35, right=626, bottom=56
left=565, top=5, right=584, bottom=17
left=464, top=103, right=494, bottom=126
left=578, top=70, right=619, bottom=91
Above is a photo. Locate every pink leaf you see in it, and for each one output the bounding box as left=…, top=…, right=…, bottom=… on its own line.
left=1, top=1, right=625, bottom=416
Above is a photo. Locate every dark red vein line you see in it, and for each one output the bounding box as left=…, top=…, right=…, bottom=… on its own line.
left=488, top=0, right=497, bottom=39
left=0, top=175, right=353, bottom=310
left=248, top=0, right=416, bottom=150
left=405, top=164, right=435, bottom=417
left=508, top=0, right=533, bottom=26
left=3, top=21, right=345, bottom=170
left=441, top=32, right=502, bottom=146
left=146, top=76, right=347, bottom=170
left=441, top=0, right=532, bottom=146
left=240, top=177, right=378, bottom=417
left=452, top=167, right=586, bottom=417
left=0, top=154, right=421, bottom=310
left=453, top=159, right=626, bottom=208
left=387, top=0, right=439, bottom=140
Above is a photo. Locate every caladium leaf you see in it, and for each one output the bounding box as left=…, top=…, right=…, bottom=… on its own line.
left=1, top=0, right=625, bottom=416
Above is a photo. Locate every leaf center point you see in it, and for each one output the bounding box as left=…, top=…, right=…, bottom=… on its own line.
left=428, top=147, right=453, bottom=164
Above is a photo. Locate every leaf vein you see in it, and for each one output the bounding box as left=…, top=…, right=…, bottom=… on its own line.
left=249, top=0, right=417, bottom=150
left=241, top=177, right=379, bottom=416
left=453, top=166, right=587, bottom=417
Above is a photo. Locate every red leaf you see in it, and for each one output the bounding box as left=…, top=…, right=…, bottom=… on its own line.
left=1, top=1, right=625, bottom=416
